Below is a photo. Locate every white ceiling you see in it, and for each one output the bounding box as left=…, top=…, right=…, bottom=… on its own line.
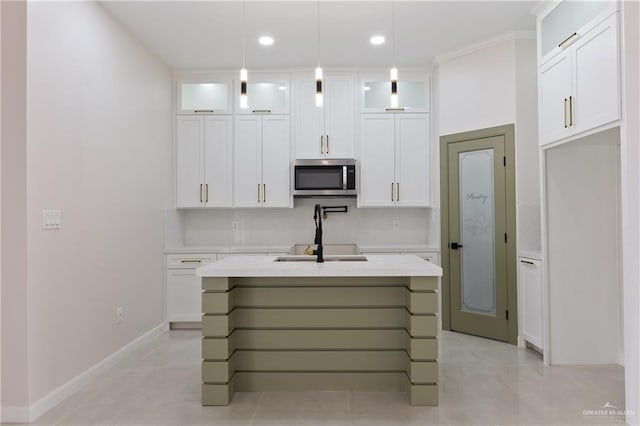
left=100, top=1, right=537, bottom=70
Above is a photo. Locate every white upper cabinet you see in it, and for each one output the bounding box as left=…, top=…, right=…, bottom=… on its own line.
left=261, top=116, right=292, bottom=207
left=359, top=71, right=430, bottom=113
left=539, top=1, right=614, bottom=64
left=538, top=3, right=620, bottom=147
left=293, top=72, right=355, bottom=159
left=359, top=115, right=396, bottom=206
left=176, top=76, right=233, bottom=114
left=234, top=116, right=292, bottom=208
left=176, top=116, right=233, bottom=208
left=539, top=52, right=572, bottom=144
left=395, top=114, right=431, bottom=207
left=234, top=73, right=290, bottom=115
left=572, top=14, right=620, bottom=135
left=359, top=113, right=431, bottom=207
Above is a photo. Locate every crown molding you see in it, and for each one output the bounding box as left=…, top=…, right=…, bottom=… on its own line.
left=435, top=30, right=536, bottom=65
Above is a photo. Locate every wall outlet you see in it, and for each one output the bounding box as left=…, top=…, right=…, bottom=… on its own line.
left=231, top=221, right=239, bottom=231
left=393, top=220, right=400, bottom=231
left=116, top=307, right=124, bottom=324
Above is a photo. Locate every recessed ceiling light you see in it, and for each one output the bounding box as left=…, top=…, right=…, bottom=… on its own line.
left=364, top=86, right=371, bottom=91
left=278, top=86, right=286, bottom=91
left=258, top=36, right=274, bottom=46
left=370, top=35, right=385, bottom=46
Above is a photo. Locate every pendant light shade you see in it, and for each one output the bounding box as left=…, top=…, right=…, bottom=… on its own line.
left=240, top=68, right=248, bottom=109
left=315, top=67, right=323, bottom=107
left=390, top=67, right=398, bottom=108
left=315, top=0, right=323, bottom=108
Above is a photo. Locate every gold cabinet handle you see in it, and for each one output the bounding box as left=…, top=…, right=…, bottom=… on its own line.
left=320, top=135, right=324, bottom=154
left=200, top=184, right=203, bottom=203
left=258, top=184, right=261, bottom=202
left=205, top=184, right=209, bottom=203
left=564, top=98, right=569, bottom=128
left=569, top=96, right=574, bottom=127
left=558, top=32, right=579, bottom=49
left=396, top=182, right=399, bottom=201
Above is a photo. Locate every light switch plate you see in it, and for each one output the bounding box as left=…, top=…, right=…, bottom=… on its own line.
left=42, top=210, right=62, bottom=230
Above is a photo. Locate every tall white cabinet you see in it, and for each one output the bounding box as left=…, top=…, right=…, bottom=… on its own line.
left=359, top=113, right=430, bottom=207
left=536, top=1, right=622, bottom=366
left=176, top=115, right=233, bottom=208
left=234, top=115, right=291, bottom=208
left=293, top=72, right=355, bottom=159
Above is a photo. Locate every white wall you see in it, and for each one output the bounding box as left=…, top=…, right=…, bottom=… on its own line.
left=437, top=39, right=517, bottom=137
left=515, top=39, right=541, bottom=253
left=25, top=0, right=172, bottom=408
left=621, top=0, right=640, bottom=422
left=435, top=36, right=541, bottom=253
left=177, top=198, right=437, bottom=248
left=1, top=0, right=29, bottom=411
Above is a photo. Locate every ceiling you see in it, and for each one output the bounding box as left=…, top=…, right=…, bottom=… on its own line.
left=100, top=1, right=537, bottom=70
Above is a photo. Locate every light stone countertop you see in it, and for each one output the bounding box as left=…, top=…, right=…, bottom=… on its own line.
left=165, top=245, right=294, bottom=255
left=196, top=254, right=443, bottom=278
left=356, top=244, right=440, bottom=253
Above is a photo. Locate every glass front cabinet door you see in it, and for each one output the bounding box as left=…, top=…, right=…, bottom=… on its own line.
left=177, top=77, right=233, bottom=114
left=360, top=71, right=430, bottom=113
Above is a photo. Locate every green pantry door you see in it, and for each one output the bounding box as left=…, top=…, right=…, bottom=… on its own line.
left=446, top=134, right=510, bottom=342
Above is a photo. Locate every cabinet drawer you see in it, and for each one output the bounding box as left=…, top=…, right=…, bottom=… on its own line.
left=166, top=254, right=216, bottom=269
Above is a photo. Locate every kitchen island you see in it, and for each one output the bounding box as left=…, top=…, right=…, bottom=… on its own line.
left=196, top=254, right=442, bottom=406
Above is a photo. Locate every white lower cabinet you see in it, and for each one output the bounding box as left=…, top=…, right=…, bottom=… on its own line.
left=519, top=257, right=543, bottom=350
left=166, top=254, right=216, bottom=323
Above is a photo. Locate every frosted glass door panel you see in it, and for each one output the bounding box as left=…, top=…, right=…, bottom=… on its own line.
left=363, top=81, right=427, bottom=111
left=363, top=82, right=390, bottom=109
left=247, top=83, right=287, bottom=111
left=398, top=81, right=427, bottom=110
left=181, top=83, right=229, bottom=112
left=459, top=149, right=496, bottom=316
left=540, top=1, right=610, bottom=59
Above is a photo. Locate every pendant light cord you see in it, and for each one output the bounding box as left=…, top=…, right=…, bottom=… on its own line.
left=242, top=0, right=246, bottom=69
left=392, top=0, right=396, bottom=68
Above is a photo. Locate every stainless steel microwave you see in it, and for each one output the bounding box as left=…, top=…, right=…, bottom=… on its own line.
left=293, top=159, right=357, bottom=197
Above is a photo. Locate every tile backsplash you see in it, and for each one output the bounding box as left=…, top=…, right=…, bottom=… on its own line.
left=165, top=198, right=438, bottom=248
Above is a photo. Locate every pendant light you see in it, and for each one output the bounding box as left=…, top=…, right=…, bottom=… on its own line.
left=315, top=0, right=323, bottom=108
left=240, top=0, right=248, bottom=109
left=390, top=0, right=398, bottom=108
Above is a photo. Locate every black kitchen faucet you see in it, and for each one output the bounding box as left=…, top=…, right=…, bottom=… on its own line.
left=313, top=204, right=324, bottom=263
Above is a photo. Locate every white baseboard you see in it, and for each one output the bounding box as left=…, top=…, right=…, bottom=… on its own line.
left=1, top=323, right=168, bottom=424
left=1, top=406, right=31, bottom=424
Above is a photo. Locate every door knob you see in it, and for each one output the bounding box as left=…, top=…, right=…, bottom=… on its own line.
left=450, top=242, right=463, bottom=250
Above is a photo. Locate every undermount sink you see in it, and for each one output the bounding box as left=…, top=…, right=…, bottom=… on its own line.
left=274, top=255, right=368, bottom=262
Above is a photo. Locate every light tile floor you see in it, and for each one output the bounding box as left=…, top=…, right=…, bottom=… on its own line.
left=8, top=330, right=626, bottom=426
